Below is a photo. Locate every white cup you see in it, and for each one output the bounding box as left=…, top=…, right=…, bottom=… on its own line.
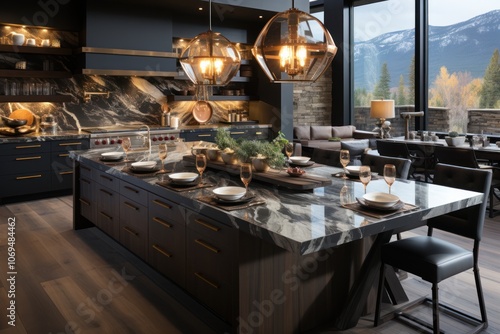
left=26, top=38, right=36, bottom=46
left=171, top=117, right=179, bottom=128
left=12, top=33, right=25, bottom=46
left=41, top=39, right=50, bottom=47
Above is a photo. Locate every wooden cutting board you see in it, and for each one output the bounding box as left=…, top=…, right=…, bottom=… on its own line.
left=9, top=109, right=34, bottom=126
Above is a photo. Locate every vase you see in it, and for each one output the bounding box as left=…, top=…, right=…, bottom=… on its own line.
left=221, top=151, right=237, bottom=164
left=251, top=157, right=270, bottom=172
left=444, top=136, right=465, bottom=147
left=206, top=148, right=222, bottom=162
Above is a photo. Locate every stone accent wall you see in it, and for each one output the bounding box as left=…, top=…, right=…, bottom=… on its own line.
left=293, top=67, right=332, bottom=126
left=468, top=109, right=500, bottom=134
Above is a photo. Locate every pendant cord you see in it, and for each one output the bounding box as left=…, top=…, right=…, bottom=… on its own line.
left=292, top=0, right=295, bottom=8
left=209, top=0, right=212, bottom=31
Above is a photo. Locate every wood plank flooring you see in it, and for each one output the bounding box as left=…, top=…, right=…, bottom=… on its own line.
left=0, top=195, right=499, bottom=334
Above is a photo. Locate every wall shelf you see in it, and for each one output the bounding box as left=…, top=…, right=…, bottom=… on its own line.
left=77, top=47, right=178, bottom=58
left=0, top=45, right=72, bottom=55
left=0, top=69, right=72, bottom=78
left=0, top=95, right=73, bottom=103
left=167, top=95, right=256, bottom=102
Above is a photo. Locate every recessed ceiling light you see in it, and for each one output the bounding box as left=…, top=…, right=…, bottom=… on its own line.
left=198, top=7, right=203, bottom=11
left=259, top=15, right=263, bottom=19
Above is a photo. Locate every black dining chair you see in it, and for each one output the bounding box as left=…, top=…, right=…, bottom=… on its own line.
left=361, top=154, right=412, bottom=179
left=376, top=140, right=430, bottom=182
left=434, top=145, right=500, bottom=218
left=374, top=163, right=491, bottom=334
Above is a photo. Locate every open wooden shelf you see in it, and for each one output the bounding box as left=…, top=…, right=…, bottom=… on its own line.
left=0, top=69, right=72, bottom=78
left=0, top=45, right=72, bottom=55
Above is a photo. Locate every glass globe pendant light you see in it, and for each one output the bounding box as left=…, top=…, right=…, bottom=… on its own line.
left=179, top=0, right=241, bottom=86
left=252, top=0, right=337, bottom=83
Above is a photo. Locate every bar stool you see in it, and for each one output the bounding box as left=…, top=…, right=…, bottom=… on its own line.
left=374, top=163, right=491, bottom=334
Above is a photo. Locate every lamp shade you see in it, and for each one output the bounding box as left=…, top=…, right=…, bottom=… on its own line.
left=179, top=30, right=241, bottom=86
left=252, top=7, right=337, bottom=83
left=370, top=100, right=395, bottom=119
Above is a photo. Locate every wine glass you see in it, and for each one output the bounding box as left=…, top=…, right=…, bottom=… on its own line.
left=284, top=143, right=294, bottom=166
left=359, top=165, right=371, bottom=194
left=157, top=143, right=168, bottom=174
left=240, top=163, right=252, bottom=193
left=195, top=154, right=207, bottom=183
left=339, top=150, right=350, bottom=179
left=383, top=164, right=397, bottom=194
left=121, top=137, right=132, bottom=162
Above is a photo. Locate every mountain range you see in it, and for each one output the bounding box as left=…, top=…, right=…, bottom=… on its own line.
left=354, top=9, right=500, bottom=91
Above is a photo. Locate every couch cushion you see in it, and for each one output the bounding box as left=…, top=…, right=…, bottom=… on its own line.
left=332, top=125, right=356, bottom=138
left=311, top=126, right=333, bottom=140
left=294, top=126, right=311, bottom=140
left=341, top=139, right=369, bottom=157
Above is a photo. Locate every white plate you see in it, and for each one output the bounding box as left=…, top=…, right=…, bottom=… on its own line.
left=289, top=156, right=311, bottom=164
left=169, top=172, right=199, bottom=183
left=212, top=186, right=246, bottom=201
left=131, top=161, right=157, bottom=171
left=100, top=152, right=124, bottom=161
left=363, top=192, right=400, bottom=208
left=345, top=166, right=362, bottom=175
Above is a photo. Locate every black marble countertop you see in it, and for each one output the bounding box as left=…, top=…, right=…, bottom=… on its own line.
left=70, top=143, right=484, bottom=255
left=0, top=130, right=89, bottom=144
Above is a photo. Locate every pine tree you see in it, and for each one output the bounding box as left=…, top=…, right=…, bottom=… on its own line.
left=480, top=49, right=500, bottom=108
left=408, top=56, right=415, bottom=104
left=373, top=63, right=391, bottom=99
left=397, top=74, right=406, bottom=105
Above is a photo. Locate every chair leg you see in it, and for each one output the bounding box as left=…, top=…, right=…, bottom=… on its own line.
left=432, top=283, right=440, bottom=334
left=374, top=263, right=386, bottom=327
left=474, top=264, right=488, bottom=326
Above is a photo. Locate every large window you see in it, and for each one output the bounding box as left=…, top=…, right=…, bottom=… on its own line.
left=428, top=1, right=500, bottom=133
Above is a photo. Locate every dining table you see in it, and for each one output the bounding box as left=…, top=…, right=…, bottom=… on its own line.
left=70, top=143, right=486, bottom=333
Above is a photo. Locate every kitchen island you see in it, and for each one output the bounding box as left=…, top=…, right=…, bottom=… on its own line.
left=70, top=143, right=484, bottom=333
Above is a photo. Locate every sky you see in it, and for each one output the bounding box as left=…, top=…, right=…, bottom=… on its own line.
left=353, top=0, right=500, bottom=41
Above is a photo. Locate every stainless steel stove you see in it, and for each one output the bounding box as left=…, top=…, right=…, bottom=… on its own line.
left=82, top=125, right=181, bottom=149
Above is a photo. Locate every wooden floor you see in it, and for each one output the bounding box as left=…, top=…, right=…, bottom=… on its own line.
left=0, top=195, right=499, bottom=334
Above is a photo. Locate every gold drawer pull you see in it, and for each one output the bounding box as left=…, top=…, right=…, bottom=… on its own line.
left=153, top=217, right=172, bottom=228
left=99, top=211, right=113, bottom=220
left=16, top=174, right=42, bottom=180
left=153, top=199, right=172, bottom=209
left=194, top=272, right=219, bottom=289
left=152, top=244, right=172, bottom=258
left=100, top=174, right=113, bottom=181
left=230, top=131, right=245, bottom=135
left=59, top=153, right=70, bottom=157
left=195, top=239, right=220, bottom=254
left=59, top=142, right=83, bottom=146
left=124, top=201, right=139, bottom=211
left=197, top=134, right=212, bottom=137
left=123, top=226, right=139, bottom=236
left=59, top=171, right=73, bottom=175
left=79, top=198, right=90, bottom=206
left=124, top=185, right=139, bottom=194
left=16, top=144, right=41, bottom=149
left=194, top=219, right=220, bottom=232
left=256, top=132, right=262, bottom=135
left=99, top=188, right=113, bottom=196
left=15, top=156, right=41, bottom=161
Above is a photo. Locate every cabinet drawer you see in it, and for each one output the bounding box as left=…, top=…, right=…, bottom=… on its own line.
left=79, top=163, right=92, bottom=180
left=180, top=131, right=216, bottom=142
left=93, top=169, right=119, bottom=191
left=51, top=139, right=90, bottom=152
left=79, top=176, right=94, bottom=222
left=149, top=193, right=184, bottom=225
left=0, top=153, right=50, bottom=174
left=96, top=185, right=120, bottom=239
left=186, top=211, right=235, bottom=250
left=247, top=128, right=269, bottom=140
left=51, top=151, right=74, bottom=172
left=51, top=169, right=73, bottom=191
left=0, top=172, right=51, bottom=198
left=119, top=195, right=148, bottom=260
left=120, top=180, right=148, bottom=206
left=0, top=141, right=50, bottom=156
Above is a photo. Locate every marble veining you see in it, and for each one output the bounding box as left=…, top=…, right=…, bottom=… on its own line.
left=71, top=146, right=485, bottom=254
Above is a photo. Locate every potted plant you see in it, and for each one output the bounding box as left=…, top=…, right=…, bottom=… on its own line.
left=445, top=131, right=465, bottom=147
left=235, top=140, right=285, bottom=172
left=215, top=128, right=238, bottom=164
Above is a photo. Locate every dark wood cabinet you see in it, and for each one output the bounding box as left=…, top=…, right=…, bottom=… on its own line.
left=180, top=126, right=270, bottom=143
left=78, top=163, right=94, bottom=223
left=186, top=210, right=237, bottom=322
left=51, top=139, right=89, bottom=191
left=119, top=181, right=148, bottom=260
left=148, top=193, right=186, bottom=288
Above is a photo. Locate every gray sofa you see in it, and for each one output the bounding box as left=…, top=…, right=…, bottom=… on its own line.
left=293, top=125, right=378, bottom=152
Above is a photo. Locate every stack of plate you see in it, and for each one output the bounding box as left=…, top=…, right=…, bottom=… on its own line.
left=361, top=192, right=401, bottom=210
left=130, top=161, right=158, bottom=172
left=100, top=152, right=124, bottom=161
left=289, top=156, right=314, bottom=166
left=168, top=172, right=199, bottom=184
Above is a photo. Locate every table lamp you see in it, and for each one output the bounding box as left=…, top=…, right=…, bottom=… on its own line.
left=370, top=99, right=395, bottom=138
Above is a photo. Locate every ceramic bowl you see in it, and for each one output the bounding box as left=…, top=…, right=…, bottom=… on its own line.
left=101, top=152, right=124, bottom=160
left=363, top=192, right=400, bottom=208
left=289, top=156, right=311, bottom=164
left=345, top=165, right=362, bottom=175
left=212, top=186, right=246, bottom=201
left=131, top=161, right=157, bottom=171
left=168, top=172, right=198, bottom=183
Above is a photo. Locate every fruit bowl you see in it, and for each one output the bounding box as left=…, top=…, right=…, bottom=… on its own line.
left=286, top=167, right=306, bottom=177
